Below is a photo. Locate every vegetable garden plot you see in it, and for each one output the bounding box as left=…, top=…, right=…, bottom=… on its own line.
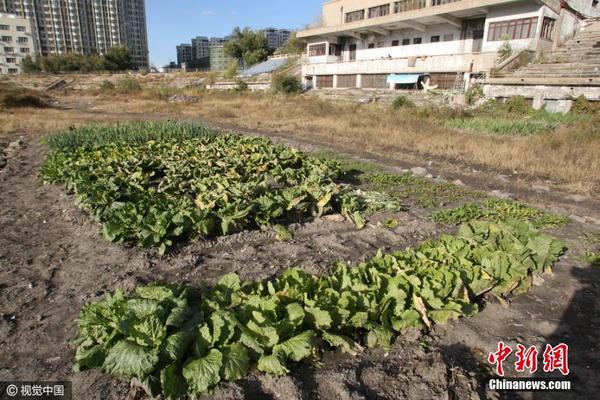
left=73, top=220, right=564, bottom=399
left=41, top=122, right=404, bottom=254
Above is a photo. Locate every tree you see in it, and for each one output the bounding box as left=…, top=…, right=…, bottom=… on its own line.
left=103, top=46, right=132, bottom=71
left=21, top=55, right=41, bottom=73
left=224, top=27, right=269, bottom=68
left=274, top=32, right=306, bottom=55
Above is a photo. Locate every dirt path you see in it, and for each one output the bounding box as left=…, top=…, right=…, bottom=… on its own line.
left=1, top=106, right=599, bottom=399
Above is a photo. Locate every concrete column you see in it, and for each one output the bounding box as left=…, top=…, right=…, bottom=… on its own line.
left=356, top=74, right=362, bottom=89
left=532, top=95, right=544, bottom=110
left=333, top=74, right=338, bottom=89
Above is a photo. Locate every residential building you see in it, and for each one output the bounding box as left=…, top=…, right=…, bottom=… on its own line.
left=191, top=36, right=209, bottom=60
left=263, top=27, right=291, bottom=50
left=174, top=35, right=231, bottom=70
left=297, top=0, right=591, bottom=89
left=176, top=43, right=192, bottom=66
left=210, top=44, right=235, bottom=71
left=0, top=0, right=149, bottom=69
left=0, top=12, right=35, bottom=73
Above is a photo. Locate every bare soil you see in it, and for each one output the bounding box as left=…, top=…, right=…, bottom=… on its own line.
left=1, top=102, right=599, bottom=400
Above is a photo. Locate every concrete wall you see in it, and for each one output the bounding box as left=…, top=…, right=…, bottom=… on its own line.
left=484, top=83, right=600, bottom=112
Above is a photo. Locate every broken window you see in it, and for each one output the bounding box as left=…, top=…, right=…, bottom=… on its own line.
left=345, top=10, right=365, bottom=23
left=329, top=43, right=341, bottom=56
left=368, top=4, right=390, bottom=18
left=541, top=17, right=556, bottom=41
left=308, top=43, right=326, bottom=56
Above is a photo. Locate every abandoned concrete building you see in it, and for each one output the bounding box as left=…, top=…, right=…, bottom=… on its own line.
left=298, top=0, right=600, bottom=108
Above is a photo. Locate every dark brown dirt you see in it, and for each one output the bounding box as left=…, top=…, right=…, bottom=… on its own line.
left=1, top=113, right=599, bottom=400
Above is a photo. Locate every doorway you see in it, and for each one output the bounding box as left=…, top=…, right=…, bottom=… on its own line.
left=348, top=44, right=357, bottom=61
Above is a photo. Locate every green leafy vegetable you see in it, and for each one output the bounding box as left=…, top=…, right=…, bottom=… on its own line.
left=72, top=220, right=564, bottom=398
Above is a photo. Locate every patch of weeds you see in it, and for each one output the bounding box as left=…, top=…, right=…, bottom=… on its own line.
left=313, top=151, right=481, bottom=208
left=0, top=82, right=50, bottom=108
left=391, top=95, right=415, bottom=110
left=383, top=218, right=400, bottom=229
left=446, top=97, right=591, bottom=136
left=115, top=75, right=142, bottom=94
left=585, top=251, right=600, bottom=269
left=432, top=198, right=570, bottom=228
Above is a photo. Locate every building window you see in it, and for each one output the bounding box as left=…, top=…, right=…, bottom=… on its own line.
left=443, top=33, right=454, bottom=41
left=17, top=37, right=28, bottom=43
left=413, top=37, right=422, bottom=44
left=345, top=10, right=365, bottom=23
left=402, top=38, right=411, bottom=46
left=308, top=43, right=326, bottom=56
left=0, top=25, right=9, bottom=31
left=394, top=0, right=427, bottom=13
left=430, top=35, right=440, bottom=43
left=316, top=75, right=334, bottom=88
left=1, top=36, right=12, bottom=42
left=367, top=43, right=375, bottom=49
left=368, top=4, right=390, bottom=19
left=391, top=40, right=400, bottom=46
left=541, top=17, right=556, bottom=40
left=8, top=68, right=18, bottom=73
left=16, top=26, right=26, bottom=32
left=329, top=43, right=341, bottom=56
left=487, top=17, right=538, bottom=41
left=4, top=47, right=13, bottom=52
left=19, top=47, right=29, bottom=53
left=6, top=57, right=16, bottom=63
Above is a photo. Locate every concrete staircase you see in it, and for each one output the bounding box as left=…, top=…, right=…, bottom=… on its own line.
left=507, top=18, right=600, bottom=79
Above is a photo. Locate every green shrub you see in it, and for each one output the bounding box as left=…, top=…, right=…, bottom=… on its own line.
left=464, top=84, right=484, bottom=105
left=115, top=75, right=142, bottom=94
left=496, top=35, right=513, bottom=63
left=571, top=95, right=600, bottom=115
left=504, top=96, right=532, bottom=115
left=272, top=73, right=302, bottom=94
left=391, top=95, right=415, bottom=110
left=234, top=79, right=248, bottom=92
left=224, top=60, right=239, bottom=80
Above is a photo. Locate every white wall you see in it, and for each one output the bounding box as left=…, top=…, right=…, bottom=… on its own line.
left=481, top=2, right=552, bottom=52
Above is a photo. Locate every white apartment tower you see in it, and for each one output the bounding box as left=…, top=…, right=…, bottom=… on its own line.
left=0, top=0, right=148, bottom=68
left=0, top=12, right=35, bottom=73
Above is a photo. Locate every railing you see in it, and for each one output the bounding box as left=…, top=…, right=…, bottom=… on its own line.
left=431, top=0, right=462, bottom=6
left=394, top=0, right=426, bottom=13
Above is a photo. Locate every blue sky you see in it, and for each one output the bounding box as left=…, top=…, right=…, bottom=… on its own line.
left=146, top=0, right=323, bottom=66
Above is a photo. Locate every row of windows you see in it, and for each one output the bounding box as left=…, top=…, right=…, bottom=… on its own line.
left=0, top=24, right=26, bottom=32
left=3, top=57, right=17, bottom=63
left=346, top=1, right=428, bottom=23
left=0, top=67, right=19, bottom=73
left=487, top=17, right=538, bottom=41
left=309, top=33, right=457, bottom=56
left=0, top=36, right=29, bottom=43
left=3, top=47, right=30, bottom=54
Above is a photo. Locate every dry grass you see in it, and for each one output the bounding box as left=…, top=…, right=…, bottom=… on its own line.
left=1, top=76, right=598, bottom=194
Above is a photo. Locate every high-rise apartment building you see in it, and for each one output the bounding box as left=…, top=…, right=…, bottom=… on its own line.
left=0, top=0, right=149, bottom=68
left=176, top=42, right=191, bottom=66
left=263, top=28, right=291, bottom=50
left=0, top=12, right=35, bottom=74
left=191, top=36, right=209, bottom=60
